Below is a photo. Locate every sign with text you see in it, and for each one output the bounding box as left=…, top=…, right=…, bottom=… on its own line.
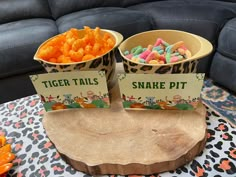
left=30, top=71, right=110, bottom=111
left=118, top=73, right=205, bottom=110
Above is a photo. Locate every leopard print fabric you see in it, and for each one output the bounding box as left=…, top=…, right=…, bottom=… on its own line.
left=0, top=96, right=235, bottom=177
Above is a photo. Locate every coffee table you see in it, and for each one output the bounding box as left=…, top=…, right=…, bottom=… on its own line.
left=0, top=94, right=235, bottom=177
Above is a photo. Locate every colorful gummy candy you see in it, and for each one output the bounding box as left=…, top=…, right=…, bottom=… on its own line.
left=37, top=26, right=115, bottom=63
left=123, top=38, right=192, bottom=64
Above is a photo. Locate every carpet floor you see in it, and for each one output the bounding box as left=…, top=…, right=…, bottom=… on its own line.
left=201, top=79, right=236, bottom=127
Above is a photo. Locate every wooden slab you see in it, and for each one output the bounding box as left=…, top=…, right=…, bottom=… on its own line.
left=43, top=83, right=207, bottom=175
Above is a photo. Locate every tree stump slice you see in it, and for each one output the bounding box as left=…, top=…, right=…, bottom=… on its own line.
left=43, top=83, right=207, bottom=175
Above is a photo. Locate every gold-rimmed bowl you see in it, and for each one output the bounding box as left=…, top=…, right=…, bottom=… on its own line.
left=118, top=30, right=213, bottom=74
left=34, top=29, right=123, bottom=84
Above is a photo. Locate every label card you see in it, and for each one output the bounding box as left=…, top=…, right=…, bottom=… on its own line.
left=30, top=71, right=110, bottom=111
left=118, top=73, right=205, bottom=110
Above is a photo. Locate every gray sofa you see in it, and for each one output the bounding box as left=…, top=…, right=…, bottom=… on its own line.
left=0, top=0, right=236, bottom=104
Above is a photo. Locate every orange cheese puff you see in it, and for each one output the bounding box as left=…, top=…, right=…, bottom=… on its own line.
left=0, top=144, right=11, bottom=153
left=94, top=31, right=103, bottom=44
left=37, top=46, right=60, bottom=60
left=83, top=26, right=91, bottom=35
left=82, top=54, right=95, bottom=61
left=78, top=48, right=84, bottom=55
left=57, top=55, right=71, bottom=63
left=94, top=27, right=101, bottom=33
left=56, top=55, right=64, bottom=63
left=95, top=35, right=103, bottom=44
left=0, top=152, right=15, bottom=166
left=103, top=33, right=111, bottom=41
left=93, top=43, right=101, bottom=54
left=72, top=39, right=85, bottom=51
left=37, top=48, right=48, bottom=60
left=99, top=47, right=108, bottom=56
left=66, top=37, right=76, bottom=46
left=94, top=26, right=101, bottom=32
left=0, top=136, right=6, bottom=147
left=46, top=35, right=65, bottom=46
left=107, top=38, right=115, bottom=48
left=84, top=45, right=93, bottom=54
left=69, top=50, right=83, bottom=62
left=94, top=27, right=101, bottom=40
left=0, top=163, right=13, bottom=175
left=85, top=26, right=97, bottom=45
left=65, top=29, right=78, bottom=40
left=69, top=28, right=79, bottom=37
left=63, top=57, right=73, bottom=63
left=48, top=58, right=57, bottom=63
left=90, top=33, right=96, bottom=45
left=52, top=46, right=62, bottom=58
left=61, top=42, right=71, bottom=56
left=82, top=35, right=90, bottom=45
left=88, top=36, right=95, bottom=46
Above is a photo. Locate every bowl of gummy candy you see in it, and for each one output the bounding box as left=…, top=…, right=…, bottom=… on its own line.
left=34, top=26, right=123, bottom=84
left=118, top=29, right=213, bottom=74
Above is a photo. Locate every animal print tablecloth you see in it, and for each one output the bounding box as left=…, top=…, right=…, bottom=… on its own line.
left=0, top=95, right=235, bottom=177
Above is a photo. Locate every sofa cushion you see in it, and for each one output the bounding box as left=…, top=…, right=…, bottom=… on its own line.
left=128, top=1, right=236, bottom=74
left=128, top=1, right=236, bottom=44
left=217, top=18, right=236, bottom=61
left=0, top=0, right=52, bottom=24
left=0, top=19, right=58, bottom=78
left=210, top=52, right=236, bottom=93
left=122, top=0, right=161, bottom=6
left=48, top=0, right=161, bottom=19
left=0, top=69, right=46, bottom=104
left=48, top=0, right=122, bottom=19
left=56, top=7, right=152, bottom=39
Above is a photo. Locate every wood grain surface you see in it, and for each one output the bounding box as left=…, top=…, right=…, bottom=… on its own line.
left=43, top=82, right=207, bottom=175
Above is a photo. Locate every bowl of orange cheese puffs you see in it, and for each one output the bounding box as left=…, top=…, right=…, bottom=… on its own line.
left=34, top=26, right=123, bottom=84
